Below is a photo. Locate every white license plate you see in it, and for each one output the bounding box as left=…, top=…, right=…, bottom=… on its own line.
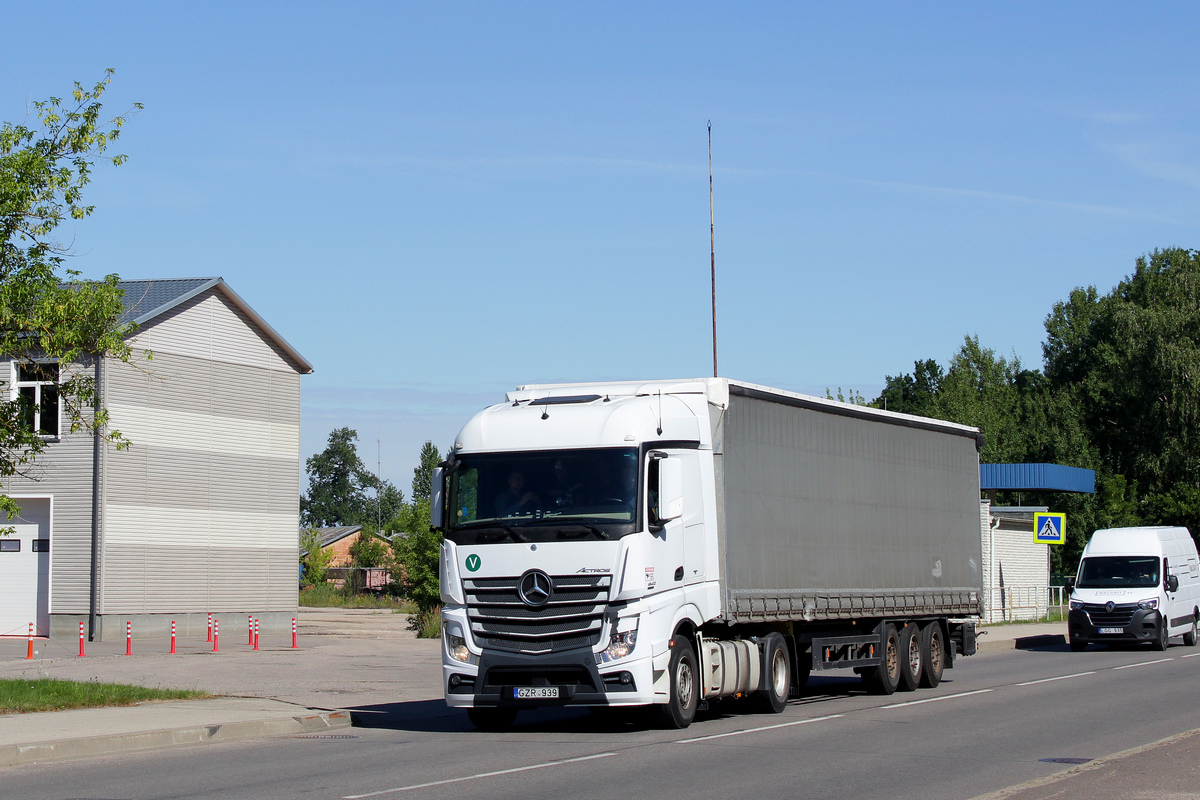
left=514, top=686, right=559, bottom=699
left=1098, top=627, right=1123, bottom=634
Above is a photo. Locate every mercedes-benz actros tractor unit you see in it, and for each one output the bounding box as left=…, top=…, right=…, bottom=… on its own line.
left=432, top=378, right=982, bottom=730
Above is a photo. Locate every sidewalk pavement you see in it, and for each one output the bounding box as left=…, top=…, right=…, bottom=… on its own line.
left=0, top=615, right=1081, bottom=771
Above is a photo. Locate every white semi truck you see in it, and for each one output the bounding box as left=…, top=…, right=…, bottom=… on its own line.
left=432, top=378, right=983, bottom=730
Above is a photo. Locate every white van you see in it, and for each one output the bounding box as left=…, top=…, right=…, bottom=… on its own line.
left=1067, top=526, right=1200, bottom=651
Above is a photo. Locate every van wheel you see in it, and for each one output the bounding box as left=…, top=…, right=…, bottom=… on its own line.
left=753, top=633, right=790, bottom=714
left=655, top=637, right=698, bottom=729
left=863, top=624, right=901, bottom=695
left=1152, top=616, right=1170, bottom=651
left=897, top=623, right=922, bottom=691
left=1185, top=617, right=1198, bottom=647
left=919, top=622, right=944, bottom=688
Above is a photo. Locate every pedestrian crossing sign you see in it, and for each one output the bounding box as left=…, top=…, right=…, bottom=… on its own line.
left=1033, top=512, right=1066, bottom=545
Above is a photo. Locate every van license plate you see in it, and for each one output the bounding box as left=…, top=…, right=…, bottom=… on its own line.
left=1098, top=627, right=1123, bottom=634
left=514, top=687, right=559, bottom=699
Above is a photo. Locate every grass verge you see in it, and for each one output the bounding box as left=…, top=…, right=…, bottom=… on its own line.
left=299, top=582, right=417, bottom=611
left=0, top=678, right=208, bottom=714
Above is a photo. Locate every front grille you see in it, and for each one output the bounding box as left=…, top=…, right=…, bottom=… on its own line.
left=465, top=574, right=610, bottom=654
left=1082, top=602, right=1138, bottom=627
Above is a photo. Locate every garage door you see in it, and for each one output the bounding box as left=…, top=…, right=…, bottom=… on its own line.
left=0, top=524, right=50, bottom=636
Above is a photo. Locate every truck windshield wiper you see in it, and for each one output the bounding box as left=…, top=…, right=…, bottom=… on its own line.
left=523, top=519, right=610, bottom=540
left=460, top=522, right=529, bottom=543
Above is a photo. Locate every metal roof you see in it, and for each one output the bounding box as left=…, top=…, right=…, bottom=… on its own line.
left=115, top=277, right=313, bottom=374
left=315, top=526, right=364, bottom=548
left=980, top=463, right=1095, bottom=493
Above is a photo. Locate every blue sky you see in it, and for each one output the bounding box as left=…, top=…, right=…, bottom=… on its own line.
left=4, top=4, right=1200, bottom=490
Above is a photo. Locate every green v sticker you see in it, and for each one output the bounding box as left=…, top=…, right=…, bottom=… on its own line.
left=465, top=554, right=481, bottom=572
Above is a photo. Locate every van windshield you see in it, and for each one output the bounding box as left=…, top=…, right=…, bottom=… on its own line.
left=1077, top=556, right=1161, bottom=589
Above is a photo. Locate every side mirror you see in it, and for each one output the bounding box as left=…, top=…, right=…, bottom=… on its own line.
left=1167, top=574, right=1179, bottom=593
left=656, top=457, right=683, bottom=523
left=1064, top=576, right=1076, bottom=594
left=430, top=467, right=445, bottom=530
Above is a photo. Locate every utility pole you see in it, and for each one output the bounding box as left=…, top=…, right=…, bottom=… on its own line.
left=709, top=121, right=718, bottom=378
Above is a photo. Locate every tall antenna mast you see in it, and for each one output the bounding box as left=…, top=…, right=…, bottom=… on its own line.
left=709, top=121, right=718, bottom=378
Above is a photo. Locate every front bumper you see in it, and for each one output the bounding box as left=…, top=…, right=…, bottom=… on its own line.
left=1068, top=607, right=1162, bottom=646
left=443, top=647, right=657, bottom=708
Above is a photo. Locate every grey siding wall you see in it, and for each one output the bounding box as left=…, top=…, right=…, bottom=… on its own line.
left=101, top=287, right=301, bottom=614
left=0, top=358, right=97, bottom=614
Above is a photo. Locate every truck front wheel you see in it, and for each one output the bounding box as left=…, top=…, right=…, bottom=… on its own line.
left=863, top=624, right=901, bottom=695
left=753, top=632, right=790, bottom=714
left=656, top=637, right=699, bottom=729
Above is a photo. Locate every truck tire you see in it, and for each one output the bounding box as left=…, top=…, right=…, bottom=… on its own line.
left=918, top=622, right=944, bottom=689
left=467, top=707, right=518, bottom=732
left=898, top=623, right=922, bottom=692
left=863, top=624, right=901, bottom=695
left=656, top=637, right=698, bottom=729
left=1153, top=615, right=1170, bottom=651
left=753, top=633, right=790, bottom=714
left=1185, top=615, right=1198, bottom=647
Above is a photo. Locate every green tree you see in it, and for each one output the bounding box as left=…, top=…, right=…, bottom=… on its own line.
left=299, top=527, right=333, bottom=587
left=0, top=71, right=145, bottom=520
left=301, top=427, right=403, bottom=527
left=872, top=358, right=943, bottom=416
left=410, top=440, right=443, bottom=503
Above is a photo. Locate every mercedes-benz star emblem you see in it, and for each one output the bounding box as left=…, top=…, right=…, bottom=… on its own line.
left=518, top=569, right=553, bottom=608
left=1105, top=601, right=1115, bottom=613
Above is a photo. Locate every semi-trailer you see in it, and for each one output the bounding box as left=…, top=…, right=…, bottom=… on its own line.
left=432, top=378, right=983, bottom=730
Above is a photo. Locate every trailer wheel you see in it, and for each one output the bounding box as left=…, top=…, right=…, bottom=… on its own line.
left=467, top=707, right=518, bottom=732
left=753, top=633, right=790, bottom=714
left=863, top=624, right=901, bottom=695
left=656, top=637, right=698, bottom=729
left=918, top=622, right=944, bottom=689
left=897, top=623, right=922, bottom=692
left=1184, top=615, right=1198, bottom=647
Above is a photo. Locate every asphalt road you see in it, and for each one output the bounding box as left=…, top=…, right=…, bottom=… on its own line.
left=5, top=642, right=1200, bottom=800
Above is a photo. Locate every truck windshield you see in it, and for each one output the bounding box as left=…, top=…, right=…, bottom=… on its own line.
left=445, top=447, right=640, bottom=543
left=1077, top=556, right=1161, bottom=589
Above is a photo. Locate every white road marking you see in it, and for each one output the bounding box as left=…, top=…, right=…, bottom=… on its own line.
left=342, top=752, right=618, bottom=798
left=1016, top=671, right=1096, bottom=686
left=676, top=713, right=844, bottom=743
left=1181, top=652, right=1200, bottom=658
left=1113, top=658, right=1173, bottom=670
left=881, top=689, right=993, bottom=709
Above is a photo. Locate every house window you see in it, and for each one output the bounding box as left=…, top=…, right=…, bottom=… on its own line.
left=14, top=362, right=59, bottom=437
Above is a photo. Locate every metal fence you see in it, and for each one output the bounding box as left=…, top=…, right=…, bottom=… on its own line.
left=982, top=585, right=1067, bottom=624
left=325, top=567, right=392, bottom=592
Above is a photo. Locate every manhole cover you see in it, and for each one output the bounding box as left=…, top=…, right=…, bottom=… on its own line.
left=293, top=734, right=360, bottom=739
left=1040, top=757, right=1092, bottom=765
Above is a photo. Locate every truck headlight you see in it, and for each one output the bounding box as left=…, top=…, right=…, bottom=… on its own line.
left=1069, top=600, right=1085, bottom=611
left=444, top=624, right=474, bottom=663
left=1138, top=598, right=1159, bottom=610
left=596, top=620, right=638, bottom=664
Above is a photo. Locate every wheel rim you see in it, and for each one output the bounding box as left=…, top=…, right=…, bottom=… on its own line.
left=929, top=631, right=942, bottom=673
left=770, top=648, right=788, bottom=698
left=907, top=633, right=921, bottom=676
left=677, top=658, right=694, bottom=709
left=885, top=637, right=899, bottom=680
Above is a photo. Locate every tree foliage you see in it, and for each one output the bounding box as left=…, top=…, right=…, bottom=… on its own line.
left=300, top=427, right=403, bottom=528
left=299, top=527, right=333, bottom=588
left=0, top=71, right=145, bottom=520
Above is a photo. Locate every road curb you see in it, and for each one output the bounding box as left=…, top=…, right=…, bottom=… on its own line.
left=977, top=633, right=1066, bottom=653
left=0, top=708, right=351, bottom=768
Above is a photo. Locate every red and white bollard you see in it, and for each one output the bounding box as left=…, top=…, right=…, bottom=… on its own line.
left=78, top=621, right=85, bottom=657
left=206, top=612, right=212, bottom=643
left=125, top=621, right=133, bottom=656
left=212, top=618, right=219, bottom=653
left=170, top=620, right=177, bottom=654
left=26, top=622, right=34, bottom=660
left=291, top=617, right=298, bottom=649
left=253, top=618, right=260, bottom=650
left=248, top=614, right=254, bottom=645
